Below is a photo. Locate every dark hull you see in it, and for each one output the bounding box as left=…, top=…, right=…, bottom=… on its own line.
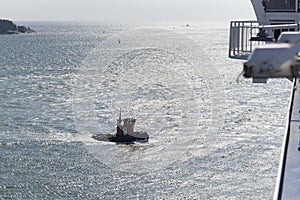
left=108, top=134, right=149, bottom=143
left=92, top=133, right=149, bottom=144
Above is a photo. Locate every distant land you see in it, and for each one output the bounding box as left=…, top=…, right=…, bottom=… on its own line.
left=0, top=19, right=35, bottom=34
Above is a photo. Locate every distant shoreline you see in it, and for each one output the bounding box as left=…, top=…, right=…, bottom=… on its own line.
left=0, top=19, right=35, bottom=35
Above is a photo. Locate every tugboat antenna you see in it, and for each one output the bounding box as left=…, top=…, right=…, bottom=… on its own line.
left=117, top=108, right=122, bottom=126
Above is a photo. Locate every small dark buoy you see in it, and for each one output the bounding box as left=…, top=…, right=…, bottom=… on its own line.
left=118, top=39, right=121, bottom=44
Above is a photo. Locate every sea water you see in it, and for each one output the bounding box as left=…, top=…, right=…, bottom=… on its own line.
left=0, top=21, right=291, bottom=199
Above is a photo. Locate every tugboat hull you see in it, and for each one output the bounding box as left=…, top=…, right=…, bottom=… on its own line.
left=108, top=135, right=148, bottom=143
left=92, top=132, right=149, bottom=144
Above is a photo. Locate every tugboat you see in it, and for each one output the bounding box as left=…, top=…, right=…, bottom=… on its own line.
left=92, top=112, right=149, bottom=144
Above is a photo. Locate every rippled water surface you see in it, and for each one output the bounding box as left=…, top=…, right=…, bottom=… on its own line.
left=0, top=21, right=291, bottom=199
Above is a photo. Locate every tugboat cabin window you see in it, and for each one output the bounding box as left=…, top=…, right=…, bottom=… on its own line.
left=262, top=0, right=297, bottom=12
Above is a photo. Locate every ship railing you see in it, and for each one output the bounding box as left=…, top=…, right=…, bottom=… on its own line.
left=229, top=20, right=263, bottom=60
left=229, top=20, right=300, bottom=60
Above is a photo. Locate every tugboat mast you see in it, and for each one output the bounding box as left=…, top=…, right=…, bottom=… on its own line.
left=117, top=110, right=122, bottom=126
left=116, top=110, right=123, bottom=136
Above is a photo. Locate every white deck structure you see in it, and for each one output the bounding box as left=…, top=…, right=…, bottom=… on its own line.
left=229, top=1, right=300, bottom=199
left=276, top=79, right=300, bottom=199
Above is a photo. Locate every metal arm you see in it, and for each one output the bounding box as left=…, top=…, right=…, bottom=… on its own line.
left=244, top=32, right=300, bottom=82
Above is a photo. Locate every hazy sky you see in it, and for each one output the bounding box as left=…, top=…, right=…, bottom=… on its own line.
left=0, top=0, right=256, bottom=21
